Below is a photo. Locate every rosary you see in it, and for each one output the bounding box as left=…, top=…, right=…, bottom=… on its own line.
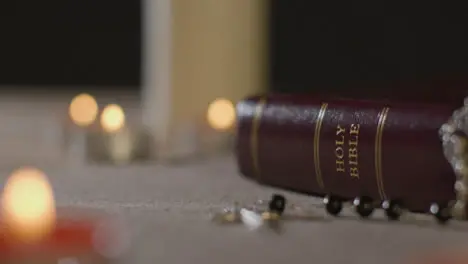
left=212, top=99, right=468, bottom=230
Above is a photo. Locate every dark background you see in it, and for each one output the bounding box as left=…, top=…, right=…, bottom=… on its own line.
left=0, top=0, right=141, bottom=90
left=2, top=0, right=468, bottom=98
left=269, top=1, right=468, bottom=100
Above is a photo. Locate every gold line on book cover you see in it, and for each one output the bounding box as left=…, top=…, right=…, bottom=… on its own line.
left=251, top=98, right=267, bottom=180
left=375, top=107, right=390, bottom=200
left=314, top=103, right=328, bottom=190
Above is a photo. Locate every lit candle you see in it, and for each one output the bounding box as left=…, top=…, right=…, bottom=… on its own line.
left=67, top=93, right=100, bottom=164
left=100, top=104, right=134, bottom=164
left=69, top=93, right=99, bottom=128
left=0, top=167, right=128, bottom=263
left=204, top=98, right=236, bottom=152
left=1, top=167, right=56, bottom=243
left=207, top=98, right=236, bottom=132
left=100, top=104, right=126, bottom=134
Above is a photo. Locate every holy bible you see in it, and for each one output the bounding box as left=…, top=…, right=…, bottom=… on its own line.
left=235, top=93, right=459, bottom=215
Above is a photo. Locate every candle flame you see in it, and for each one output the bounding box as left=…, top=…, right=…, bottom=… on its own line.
left=1, top=167, right=56, bottom=243
left=207, top=98, right=236, bottom=131
left=101, top=104, right=126, bottom=133
left=69, top=93, right=99, bottom=127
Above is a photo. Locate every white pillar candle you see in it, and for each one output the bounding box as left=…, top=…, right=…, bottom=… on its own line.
left=141, top=0, right=268, bottom=161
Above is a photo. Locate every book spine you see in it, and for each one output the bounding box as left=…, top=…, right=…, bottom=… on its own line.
left=235, top=94, right=458, bottom=213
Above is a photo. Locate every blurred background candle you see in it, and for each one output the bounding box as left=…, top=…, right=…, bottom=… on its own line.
left=100, top=104, right=126, bottom=133
left=203, top=97, right=236, bottom=154
left=69, top=93, right=99, bottom=128
left=100, top=104, right=134, bottom=164
left=84, top=102, right=152, bottom=165
left=0, top=167, right=128, bottom=263
left=207, top=98, right=236, bottom=132
left=66, top=93, right=100, bottom=165
left=142, top=0, right=266, bottom=161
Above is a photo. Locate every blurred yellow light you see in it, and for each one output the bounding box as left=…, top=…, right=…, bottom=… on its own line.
left=207, top=98, right=236, bottom=131
left=69, top=93, right=98, bottom=127
left=101, top=104, right=126, bottom=133
left=1, top=167, right=56, bottom=243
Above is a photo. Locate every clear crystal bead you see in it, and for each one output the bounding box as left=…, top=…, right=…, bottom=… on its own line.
left=453, top=135, right=467, bottom=155
left=240, top=208, right=264, bottom=230
left=443, top=139, right=456, bottom=160
left=462, top=106, right=468, bottom=115
left=463, top=169, right=468, bottom=183
left=452, top=200, right=466, bottom=219
left=440, top=123, right=456, bottom=136
left=454, top=108, right=468, bottom=130
left=442, top=133, right=451, bottom=142
left=455, top=180, right=466, bottom=194
left=449, top=157, right=459, bottom=167
left=430, top=203, right=439, bottom=214
left=453, top=109, right=463, bottom=119
left=463, top=123, right=468, bottom=135
left=212, top=204, right=241, bottom=224
left=456, top=120, right=465, bottom=131
left=251, top=199, right=269, bottom=213
left=454, top=160, right=468, bottom=178
left=444, top=134, right=468, bottom=161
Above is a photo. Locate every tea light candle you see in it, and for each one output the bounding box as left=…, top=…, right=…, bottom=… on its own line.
left=0, top=167, right=128, bottom=263
left=99, top=104, right=134, bottom=164
left=1, top=167, right=56, bottom=243
left=207, top=98, right=236, bottom=132
left=67, top=93, right=100, bottom=165
left=69, top=93, right=99, bottom=128
left=100, top=104, right=126, bottom=134
left=204, top=98, right=236, bottom=153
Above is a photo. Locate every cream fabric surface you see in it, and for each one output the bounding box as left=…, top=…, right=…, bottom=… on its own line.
left=0, top=94, right=466, bottom=264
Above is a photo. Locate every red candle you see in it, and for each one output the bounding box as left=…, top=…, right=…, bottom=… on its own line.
left=1, top=214, right=128, bottom=263
left=1, top=217, right=96, bottom=262
left=406, top=248, right=468, bottom=264
left=0, top=167, right=129, bottom=263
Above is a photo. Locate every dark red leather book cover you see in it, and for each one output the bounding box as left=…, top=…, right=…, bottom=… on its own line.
left=235, top=94, right=459, bottom=213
